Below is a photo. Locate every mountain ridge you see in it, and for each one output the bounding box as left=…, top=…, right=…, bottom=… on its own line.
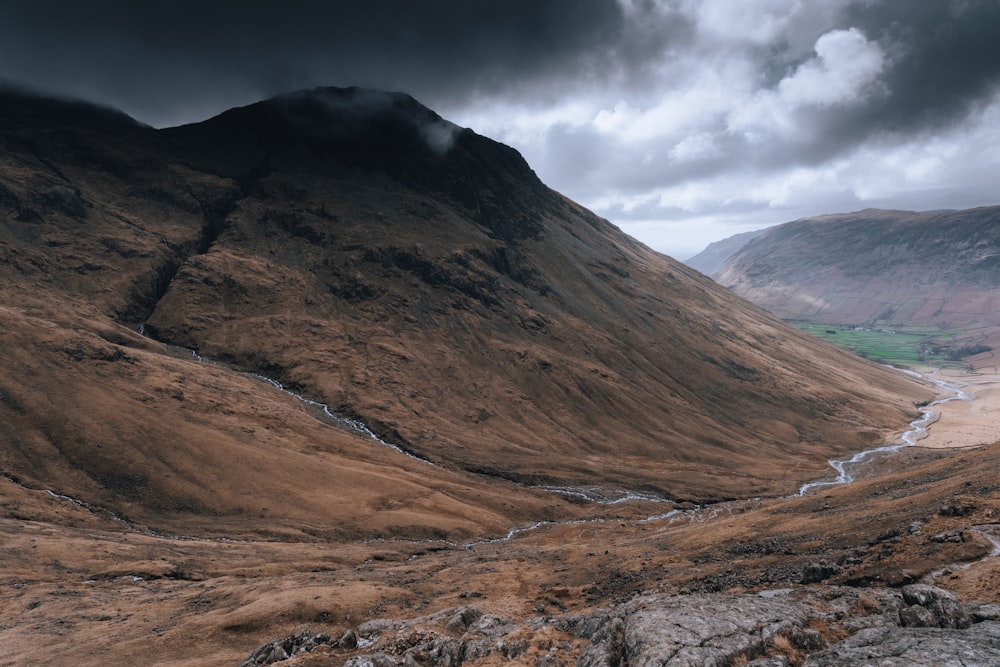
left=714, top=206, right=1000, bottom=342
left=684, top=227, right=766, bottom=275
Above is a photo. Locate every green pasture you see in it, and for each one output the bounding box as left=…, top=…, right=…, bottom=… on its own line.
left=791, top=322, right=987, bottom=369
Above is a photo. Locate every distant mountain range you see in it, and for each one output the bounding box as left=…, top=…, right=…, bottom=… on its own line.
left=707, top=208, right=1000, bottom=346
left=684, top=228, right=766, bottom=275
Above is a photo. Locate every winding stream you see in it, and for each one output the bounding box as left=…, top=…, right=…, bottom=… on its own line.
left=142, top=328, right=971, bottom=510
left=245, top=372, right=431, bottom=464
left=138, top=324, right=431, bottom=464
left=139, top=343, right=984, bottom=546
left=796, top=372, right=969, bottom=496
left=533, top=485, right=674, bottom=505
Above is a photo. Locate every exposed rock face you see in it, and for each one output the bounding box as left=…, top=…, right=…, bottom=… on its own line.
left=240, top=629, right=330, bottom=666
left=244, top=605, right=546, bottom=666
left=803, top=623, right=1000, bottom=667
left=579, top=591, right=817, bottom=666
left=802, top=560, right=842, bottom=584
left=901, top=584, right=971, bottom=629
left=582, top=585, right=997, bottom=667
left=243, top=585, right=1000, bottom=666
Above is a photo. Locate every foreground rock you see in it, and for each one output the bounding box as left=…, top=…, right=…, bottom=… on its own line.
left=803, top=623, right=1000, bottom=666
left=240, top=629, right=330, bottom=666
left=580, top=586, right=997, bottom=667
left=241, top=584, right=1000, bottom=666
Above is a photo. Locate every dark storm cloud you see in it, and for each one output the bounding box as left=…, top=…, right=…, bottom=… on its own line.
left=846, top=0, right=1000, bottom=132
left=2, top=0, right=999, bottom=257
left=770, top=0, right=1000, bottom=167
left=663, top=0, right=1000, bottom=173
left=0, top=0, right=642, bottom=126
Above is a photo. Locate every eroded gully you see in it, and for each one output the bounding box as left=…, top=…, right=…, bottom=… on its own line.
left=796, top=371, right=969, bottom=496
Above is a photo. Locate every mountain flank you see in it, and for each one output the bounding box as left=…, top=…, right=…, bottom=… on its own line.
left=684, top=227, right=765, bottom=275
left=714, top=207, right=1000, bottom=364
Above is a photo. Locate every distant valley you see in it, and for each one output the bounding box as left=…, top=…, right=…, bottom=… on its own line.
left=698, top=207, right=1000, bottom=370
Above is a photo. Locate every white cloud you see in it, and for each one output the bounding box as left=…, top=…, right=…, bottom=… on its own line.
left=780, top=28, right=886, bottom=106
left=442, top=4, right=1000, bottom=259
left=688, top=0, right=803, bottom=45
left=669, top=132, right=722, bottom=162
left=846, top=91, right=1000, bottom=202
left=728, top=28, right=886, bottom=141
left=604, top=61, right=750, bottom=143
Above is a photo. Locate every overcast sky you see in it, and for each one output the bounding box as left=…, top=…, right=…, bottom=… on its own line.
left=2, top=1, right=999, bottom=258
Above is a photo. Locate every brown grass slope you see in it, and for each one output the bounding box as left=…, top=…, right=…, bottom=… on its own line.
left=0, top=87, right=931, bottom=541
left=715, top=207, right=1000, bottom=336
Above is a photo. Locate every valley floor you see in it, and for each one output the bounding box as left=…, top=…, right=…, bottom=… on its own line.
left=918, top=368, right=1000, bottom=450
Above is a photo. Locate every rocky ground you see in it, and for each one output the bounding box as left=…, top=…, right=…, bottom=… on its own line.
left=254, top=584, right=1000, bottom=667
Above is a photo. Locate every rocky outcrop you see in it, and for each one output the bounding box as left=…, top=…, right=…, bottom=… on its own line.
left=578, top=591, right=818, bottom=667
left=243, top=585, right=1000, bottom=666
left=577, top=585, right=997, bottom=667
left=801, top=560, right=842, bottom=584
left=900, top=584, right=971, bottom=629
left=239, top=629, right=331, bottom=666
left=803, top=623, right=1000, bottom=666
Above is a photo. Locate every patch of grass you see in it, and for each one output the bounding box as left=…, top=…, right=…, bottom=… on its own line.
left=791, top=322, right=987, bottom=369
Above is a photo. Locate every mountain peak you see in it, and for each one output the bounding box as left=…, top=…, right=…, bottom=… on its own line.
left=270, top=86, right=461, bottom=153
left=199, top=85, right=466, bottom=158
left=161, top=85, right=553, bottom=241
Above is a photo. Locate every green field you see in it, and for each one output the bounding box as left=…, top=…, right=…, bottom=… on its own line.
left=791, top=322, right=990, bottom=369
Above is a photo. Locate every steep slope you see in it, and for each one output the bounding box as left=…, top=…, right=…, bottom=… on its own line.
left=716, top=207, right=1000, bottom=336
left=0, top=87, right=932, bottom=542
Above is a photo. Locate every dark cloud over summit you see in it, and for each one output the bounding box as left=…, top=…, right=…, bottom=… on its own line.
left=2, top=1, right=999, bottom=257
left=0, top=1, right=632, bottom=125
